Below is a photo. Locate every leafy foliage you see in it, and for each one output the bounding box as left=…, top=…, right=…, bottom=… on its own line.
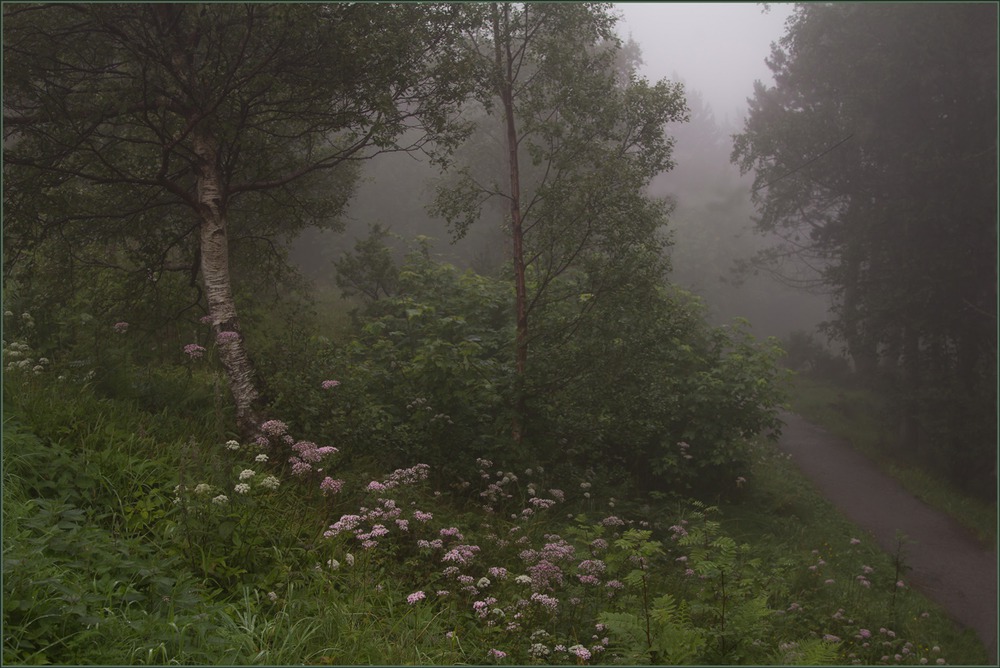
left=732, top=3, right=997, bottom=495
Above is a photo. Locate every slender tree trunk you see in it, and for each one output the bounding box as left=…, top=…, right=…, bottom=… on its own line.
left=493, top=3, right=528, bottom=443
left=193, top=131, right=264, bottom=436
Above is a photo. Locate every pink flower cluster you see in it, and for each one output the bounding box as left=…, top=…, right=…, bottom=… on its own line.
left=260, top=420, right=288, bottom=438
left=113, top=321, right=129, bottom=333
left=442, top=543, right=481, bottom=565
left=530, top=592, right=559, bottom=611
left=320, top=477, right=343, bottom=495
left=289, top=440, right=338, bottom=476
left=324, top=478, right=433, bottom=549
left=183, top=343, right=206, bottom=359
left=321, top=380, right=341, bottom=389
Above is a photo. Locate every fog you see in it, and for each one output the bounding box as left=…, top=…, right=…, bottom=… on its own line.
left=292, top=1, right=830, bottom=343
left=616, top=3, right=793, bottom=124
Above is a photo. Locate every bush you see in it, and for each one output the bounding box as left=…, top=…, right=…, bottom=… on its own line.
left=262, top=247, right=516, bottom=484
left=529, top=279, right=787, bottom=498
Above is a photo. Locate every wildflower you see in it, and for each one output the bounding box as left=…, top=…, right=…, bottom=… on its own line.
left=860, top=629, right=872, bottom=639
left=345, top=553, right=355, bottom=566
left=477, top=577, right=491, bottom=589
left=514, top=574, right=532, bottom=585
left=184, top=343, right=206, bottom=358
left=113, top=321, right=129, bottom=333
left=606, top=579, right=625, bottom=589
left=413, top=510, right=433, bottom=522
left=850, top=537, right=862, bottom=545
left=234, top=483, right=250, bottom=494
left=530, top=592, right=559, bottom=610
left=212, top=494, right=229, bottom=505
left=529, top=643, right=550, bottom=657
left=320, top=477, right=344, bottom=495
left=896, top=580, right=905, bottom=588
left=488, top=566, right=508, bottom=579
left=193, top=483, right=212, bottom=495
left=327, top=559, right=340, bottom=570
left=936, top=659, right=945, bottom=665
left=862, top=565, right=874, bottom=574
left=267, top=591, right=278, bottom=602
left=239, top=469, right=256, bottom=481
left=442, top=544, right=480, bottom=565
left=824, top=578, right=835, bottom=585
left=255, top=453, right=268, bottom=463
left=823, top=634, right=841, bottom=642
left=601, top=515, right=625, bottom=527
left=367, top=480, right=387, bottom=492
left=407, top=590, right=426, bottom=605
left=258, top=475, right=280, bottom=490
left=200, top=315, right=214, bottom=324
left=260, top=419, right=288, bottom=437
left=487, top=648, right=506, bottom=659
left=322, top=380, right=341, bottom=389
left=590, top=538, right=609, bottom=553
left=224, top=439, right=241, bottom=451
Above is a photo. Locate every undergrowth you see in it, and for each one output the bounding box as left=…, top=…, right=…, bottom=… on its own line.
left=2, top=370, right=988, bottom=665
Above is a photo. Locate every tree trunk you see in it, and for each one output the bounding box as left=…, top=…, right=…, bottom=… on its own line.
left=193, top=131, right=264, bottom=436
left=493, top=3, right=528, bottom=444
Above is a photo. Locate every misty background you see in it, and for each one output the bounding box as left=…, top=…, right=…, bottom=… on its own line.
left=291, top=2, right=828, bottom=343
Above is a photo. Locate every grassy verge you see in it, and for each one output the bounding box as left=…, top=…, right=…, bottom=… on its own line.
left=3, top=370, right=989, bottom=664
left=785, top=374, right=997, bottom=547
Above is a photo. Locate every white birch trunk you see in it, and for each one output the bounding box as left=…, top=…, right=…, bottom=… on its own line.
left=193, top=131, right=263, bottom=435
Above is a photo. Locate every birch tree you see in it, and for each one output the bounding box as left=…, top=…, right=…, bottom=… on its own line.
left=3, top=3, right=473, bottom=435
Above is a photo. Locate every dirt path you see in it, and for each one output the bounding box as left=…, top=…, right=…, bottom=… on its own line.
left=776, top=411, right=997, bottom=664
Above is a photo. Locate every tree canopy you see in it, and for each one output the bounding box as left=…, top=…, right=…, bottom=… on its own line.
left=732, top=2, right=997, bottom=493
left=4, top=2, right=475, bottom=434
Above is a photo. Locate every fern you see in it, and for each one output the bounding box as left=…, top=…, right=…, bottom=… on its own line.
left=771, top=638, right=841, bottom=665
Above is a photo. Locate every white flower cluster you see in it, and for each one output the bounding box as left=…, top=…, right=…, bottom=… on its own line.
left=3, top=339, right=48, bottom=375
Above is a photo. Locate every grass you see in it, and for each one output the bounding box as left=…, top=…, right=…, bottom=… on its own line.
left=2, top=367, right=990, bottom=665
left=785, top=374, right=997, bottom=547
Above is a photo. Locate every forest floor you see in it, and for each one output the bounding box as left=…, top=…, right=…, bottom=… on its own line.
left=776, top=411, right=998, bottom=665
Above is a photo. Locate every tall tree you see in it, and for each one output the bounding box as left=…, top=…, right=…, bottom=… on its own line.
left=433, top=2, right=687, bottom=442
left=4, top=3, right=473, bottom=435
left=732, top=3, right=997, bottom=490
